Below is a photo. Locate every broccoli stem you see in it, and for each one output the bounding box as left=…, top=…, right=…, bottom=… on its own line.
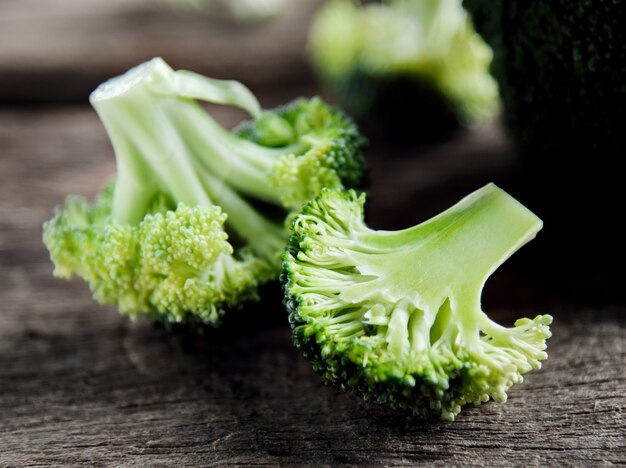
left=90, top=57, right=291, bottom=262
left=339, top=183, right=542, bottom=345
left=170, top=99, right=304, bottom=203
left=198, top=171, right=286, bottom=262
left=96, top=99, right=213, bottom=224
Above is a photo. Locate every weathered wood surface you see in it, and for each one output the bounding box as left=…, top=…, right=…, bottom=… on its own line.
left=0, top=0, right=323, bottom=103
left=0, top=107, right=624, bottom=465
left=0, top=2, right=625, bottom=464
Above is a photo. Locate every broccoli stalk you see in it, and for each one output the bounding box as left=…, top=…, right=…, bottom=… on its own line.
left=283, top=184, right=552, bottom=420
left=91, top=58, right=290, bottom=261
left=44, top=57, right=365, bottom=325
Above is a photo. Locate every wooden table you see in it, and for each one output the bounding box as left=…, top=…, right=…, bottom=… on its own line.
left=1, top=1, right=624, bottom=465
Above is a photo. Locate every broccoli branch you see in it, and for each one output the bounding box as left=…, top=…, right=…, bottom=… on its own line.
left=284, top=184, right=552, bottom=420
left=90, top=58, right=292, bottom=261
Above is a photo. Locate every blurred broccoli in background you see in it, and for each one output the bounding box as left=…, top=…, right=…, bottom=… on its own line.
left=309, top=0, right=499, bottom=142
left=164, top=0, right=288, bottom=23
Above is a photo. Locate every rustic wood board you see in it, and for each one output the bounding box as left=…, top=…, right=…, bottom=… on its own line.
left=0, top=0, right=323, bottom=103
left=0, top=107, right=624, bottom=465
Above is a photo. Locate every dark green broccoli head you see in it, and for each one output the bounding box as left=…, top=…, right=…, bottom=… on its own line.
left=464, top=0, right=625, bottom=167
left=464, top=0, right=626, bottom=294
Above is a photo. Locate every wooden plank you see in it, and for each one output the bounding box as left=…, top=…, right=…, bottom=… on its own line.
left=0, top=0, right=323, bottom=103
left=1, top=107, right=624, bottom=465
left=0, top=308, right=623, bottom=465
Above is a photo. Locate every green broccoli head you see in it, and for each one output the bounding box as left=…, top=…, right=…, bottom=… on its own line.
left=309, top=0, right=499, bottom=137
left=282, top=184, right=552, bottom=420
left=235, top=97, right=366, bottom=210
left=43, top=57, right=366, bottom=326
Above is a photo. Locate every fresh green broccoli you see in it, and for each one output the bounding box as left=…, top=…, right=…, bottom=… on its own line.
left=43, top=57, right=365, bottom=326
left=309, top=0, right=499, bottom=140
left=283, top=184, right=552, bottom=420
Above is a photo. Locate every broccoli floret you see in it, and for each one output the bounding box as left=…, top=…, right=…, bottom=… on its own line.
left=43, top=57, right=366, bottom=326
left=282, top=184, right=552, bottom=420
left=309, top=0, right=499, bottom=140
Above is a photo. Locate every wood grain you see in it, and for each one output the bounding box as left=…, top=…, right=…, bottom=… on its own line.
left=1, top=107, right=624, bottom=465
left=0, top=0, right=323, bottom=103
